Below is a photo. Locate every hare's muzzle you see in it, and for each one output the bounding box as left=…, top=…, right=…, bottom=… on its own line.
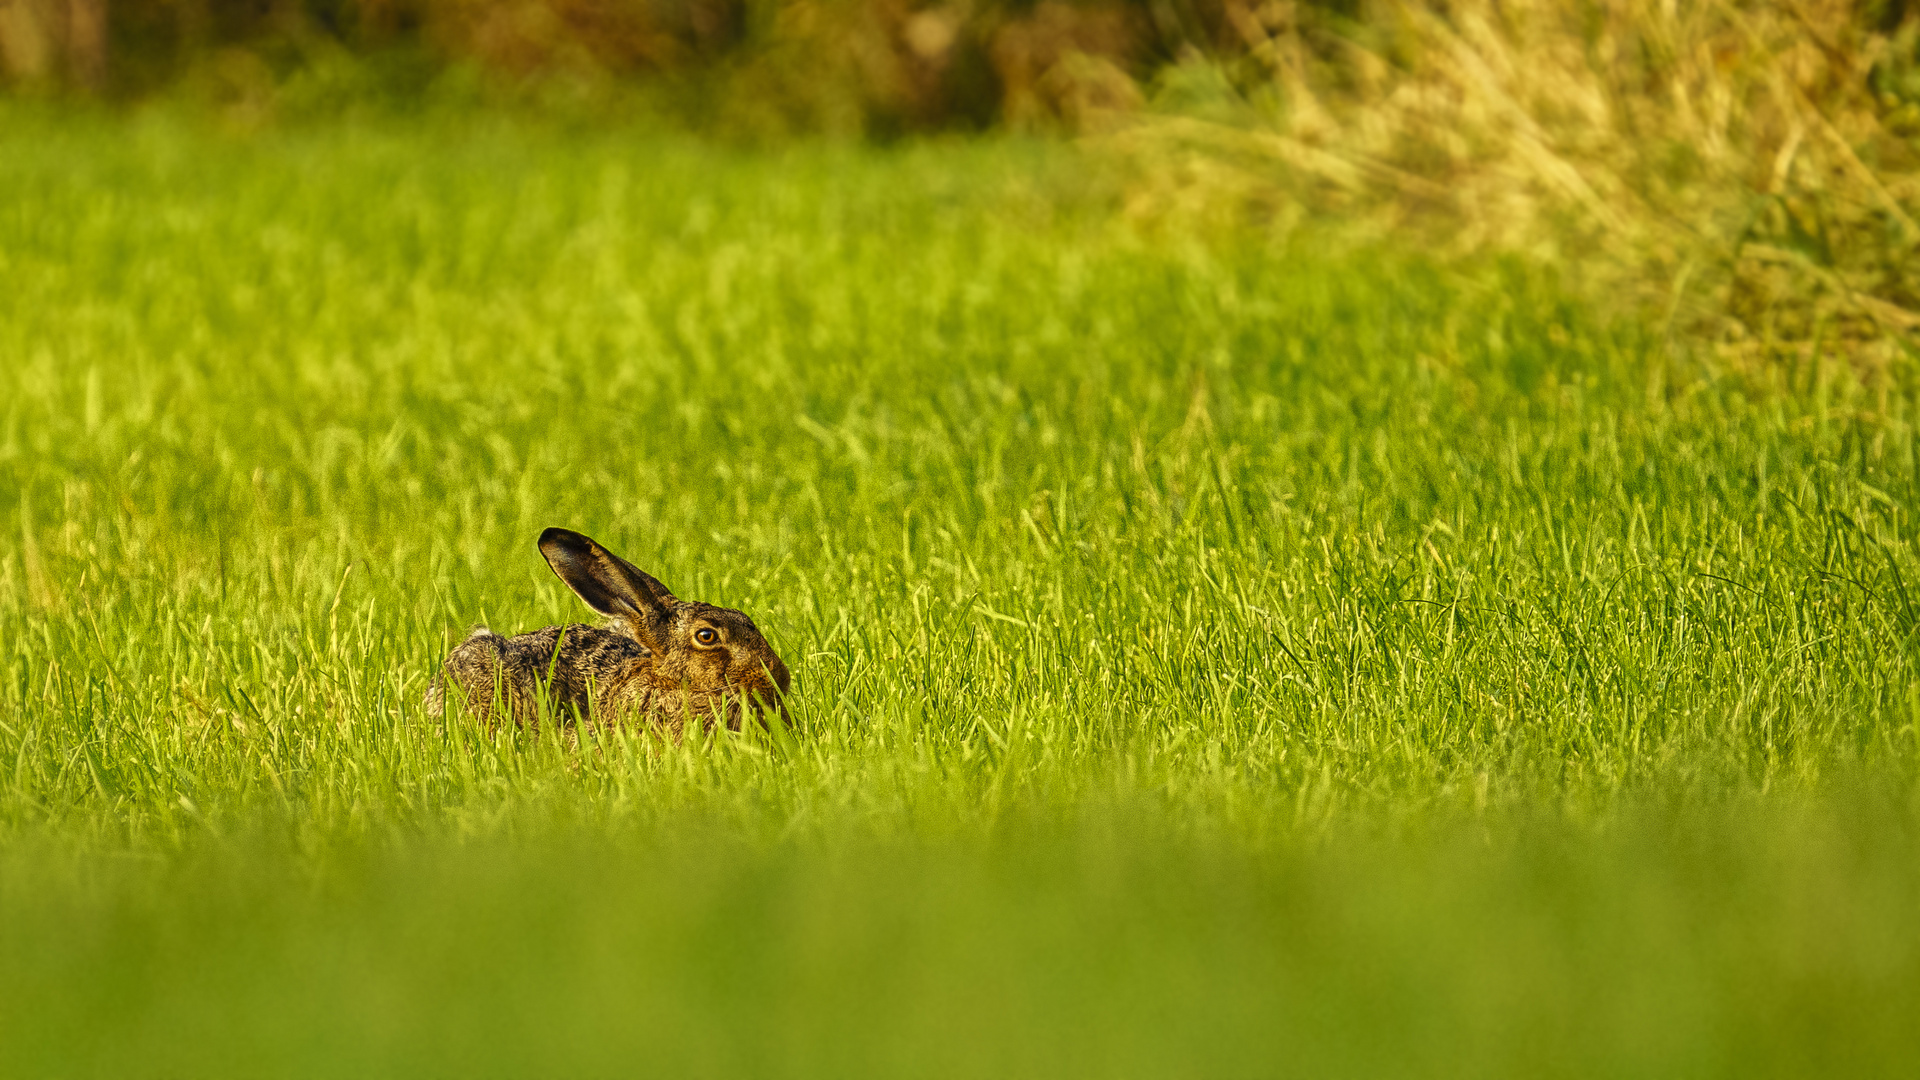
left=739, top=654, right=790, bottom=719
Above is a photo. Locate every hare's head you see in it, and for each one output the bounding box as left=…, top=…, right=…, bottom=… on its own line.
left=538, top=527, right=791, bottom=720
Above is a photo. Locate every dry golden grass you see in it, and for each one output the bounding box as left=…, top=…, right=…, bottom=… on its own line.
left=1112, top=0, right=1920, bottom=371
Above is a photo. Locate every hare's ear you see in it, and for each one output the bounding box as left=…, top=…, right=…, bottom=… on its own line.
left=538, top=528, right=678, bottom=648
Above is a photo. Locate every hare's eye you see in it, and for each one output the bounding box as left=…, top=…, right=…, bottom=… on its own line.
left=694, top=627, right=718, bottom=646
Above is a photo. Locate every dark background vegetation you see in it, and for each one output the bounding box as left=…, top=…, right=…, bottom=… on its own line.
left=2, top=0, right=1255, bottom=134
left=8, top=2, right=1919, bottom=134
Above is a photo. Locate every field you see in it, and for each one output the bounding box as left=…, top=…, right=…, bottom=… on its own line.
left=2, top=108, right=1918, bottom=1076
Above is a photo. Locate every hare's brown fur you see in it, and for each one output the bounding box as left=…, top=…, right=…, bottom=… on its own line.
left=426, top=529, right=790, bottom=731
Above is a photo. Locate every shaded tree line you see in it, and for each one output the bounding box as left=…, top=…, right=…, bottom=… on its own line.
left=0, top=0, right=1283, bottom=131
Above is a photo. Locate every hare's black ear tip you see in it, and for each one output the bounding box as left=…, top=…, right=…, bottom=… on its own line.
left=539, top=527, right=589, bottom=551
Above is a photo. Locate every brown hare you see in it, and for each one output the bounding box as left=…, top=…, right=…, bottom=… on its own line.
left=426, top=528, right=790, bottom=731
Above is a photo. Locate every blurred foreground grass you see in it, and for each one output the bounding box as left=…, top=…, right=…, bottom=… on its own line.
left=1, top=109, right=1917, bottom=1075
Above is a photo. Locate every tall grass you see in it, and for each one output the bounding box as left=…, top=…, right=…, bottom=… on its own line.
left=0, top=109, right=1917, bottom=1074
left=1119, top=0, right=1920, bottom=370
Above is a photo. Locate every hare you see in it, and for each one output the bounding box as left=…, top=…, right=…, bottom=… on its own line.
left=426, top=528, right=790, bottom=731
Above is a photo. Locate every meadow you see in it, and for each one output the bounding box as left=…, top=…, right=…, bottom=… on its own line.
left=1, top=107, right=1918, bottom=1076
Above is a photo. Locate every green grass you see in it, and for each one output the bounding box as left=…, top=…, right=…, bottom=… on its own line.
left=1, top=107, right=1918, bottom=1077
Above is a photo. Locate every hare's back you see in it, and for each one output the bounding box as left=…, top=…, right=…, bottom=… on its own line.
left=436, top=623, right=647, bottom=724
left=496, top=623, right=648, bottom=699
left=499, top=623, right=647, bottom=665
